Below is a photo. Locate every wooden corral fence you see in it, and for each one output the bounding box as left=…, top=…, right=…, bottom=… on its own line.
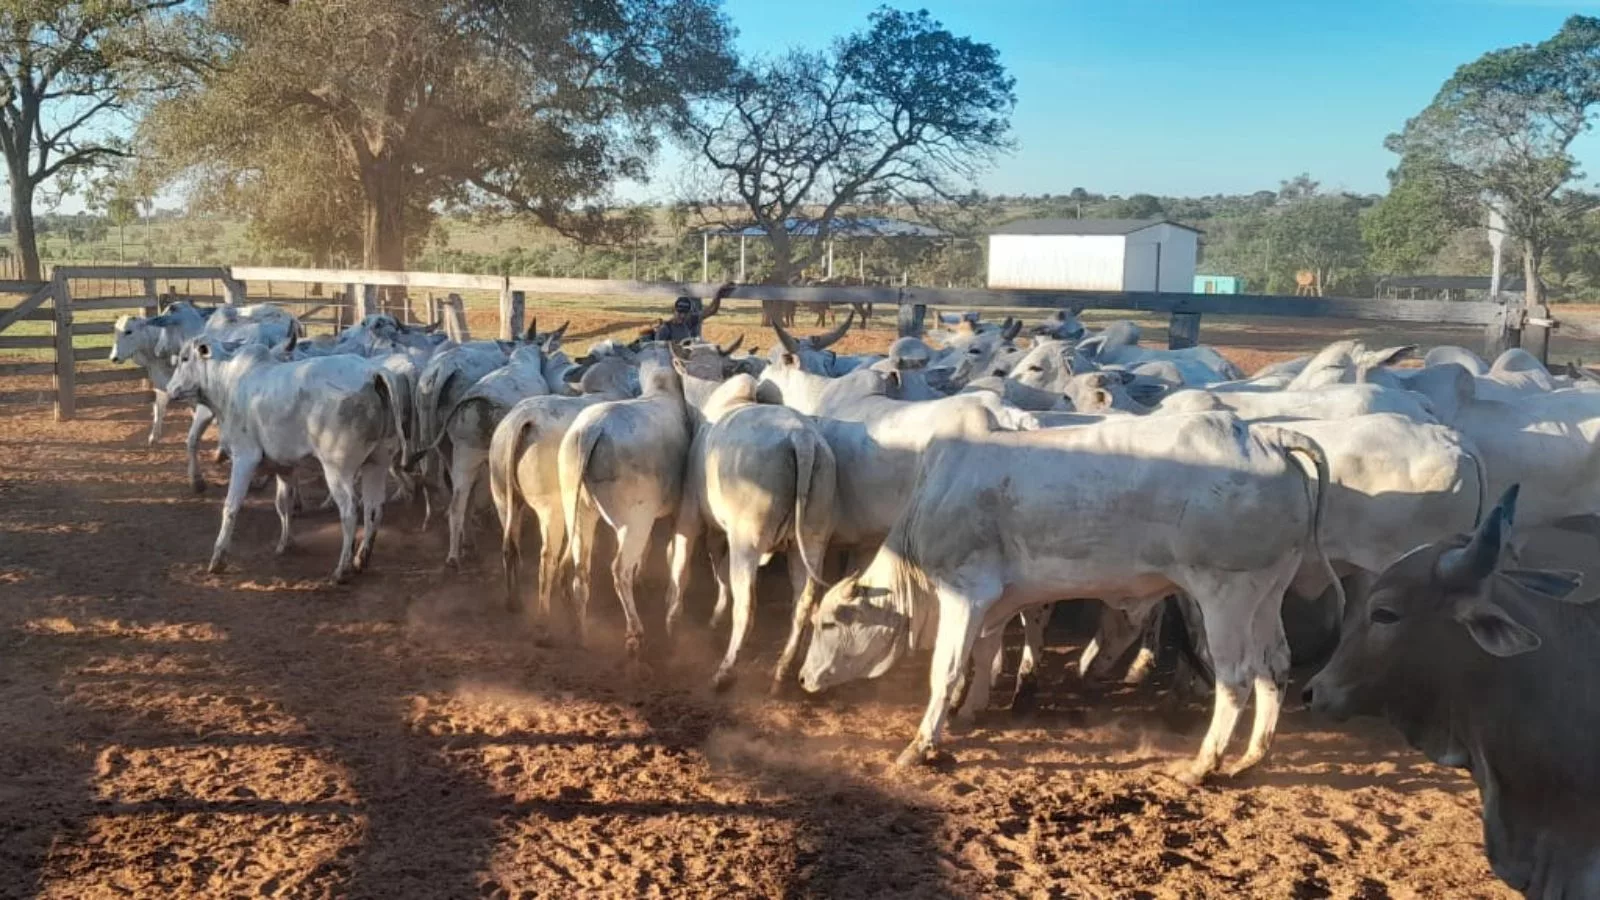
left=0, top=263, right=1560, bottom=421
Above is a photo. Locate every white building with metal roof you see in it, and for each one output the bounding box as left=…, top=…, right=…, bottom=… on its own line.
left=986, top=218, right=1199, bottom=292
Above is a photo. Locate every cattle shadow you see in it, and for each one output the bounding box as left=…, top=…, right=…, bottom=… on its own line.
left=3, top=467, right=960, bottom=897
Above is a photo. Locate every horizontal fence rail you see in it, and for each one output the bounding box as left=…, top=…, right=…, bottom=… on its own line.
left=0, top=263, right=1554, bottom=420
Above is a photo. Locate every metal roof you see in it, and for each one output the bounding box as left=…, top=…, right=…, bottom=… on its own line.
left=989, top=218, right=1202, bottom=236
left=702, top=216, right=945, bottom=238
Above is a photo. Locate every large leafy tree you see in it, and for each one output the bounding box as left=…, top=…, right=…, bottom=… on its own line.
left=1362, top=157, right=1476, bottom=274
left=1387, top=15, right=1600, bottom=306
left=143, top=0, right=735, bottom=272
left=682, top=7, right=1014, bottom=286
left=1268, top=193, right=1368, bottom=296
left=0, top=0, right=189, bottom=279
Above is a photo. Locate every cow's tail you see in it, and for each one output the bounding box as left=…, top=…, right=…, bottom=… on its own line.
left=409, top=393, right=491, bottom=472
left=559, top=419, right=607, bottom=546
left=789, top=428, right=835, bottom=587
left=1260, top=425, right=1344, bottom=617
left=372, top=369, right=409, bottom=467
left=489, top=403, right=538, bottom=561
left=413, top=368, right=458, bottom=473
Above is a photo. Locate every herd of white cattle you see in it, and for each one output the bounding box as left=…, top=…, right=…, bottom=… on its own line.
left=108, top=296, right=1600, bottom=896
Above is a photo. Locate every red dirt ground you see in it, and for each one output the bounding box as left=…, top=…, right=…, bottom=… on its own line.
left=0, top=316, right=1528, bottom=898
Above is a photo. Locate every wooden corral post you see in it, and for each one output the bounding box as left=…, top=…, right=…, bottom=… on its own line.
left=426, top=294, right=441, bottom=328
left=221, top=273, right=247, bottom=305
left=896, top=298, right=927, bottom=338
left=138, top=260, right=158, bottom=318
left=498, top=279, right=524, bottom=340
left=1526, top=304, right=1554, bottom=365
left=1488, top=299, right=1521, bottom=358
left=1168, top=305, right=1202, bottom=350
left=442, top=293, right=469, bottom=343
left=50, top=272, right=74, bottom=421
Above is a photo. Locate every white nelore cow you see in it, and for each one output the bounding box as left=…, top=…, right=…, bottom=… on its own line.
left=165, top=337, right=406, bottom=583
left=490, top=356, right=638, bottom=617
left=665, top=369, right=837, bottom=691
left=799, top=411, right=1338, bottom=784
left=109, top=302, right=301, bottom=491
left=559, top=354, right=692, bottom=653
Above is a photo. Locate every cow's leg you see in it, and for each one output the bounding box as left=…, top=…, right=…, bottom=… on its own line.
left=1173, top=566, right=1291, bottom=785
left=609, top=517, right=652, bottom=658
left=534, top=503, right=567, bottom=624
left=186, top=404, right=216, bottom=494
left=897, top=580, right=995, bottom=768
left=1225, top=566, right=1297, bottom=778
left=1124, top=600, right=1165, bottom=685
left=565, top=499, right=602, bottom=646
left=1080, top=598, right=1159, bottom=681
left=663, top=511, right=702, bottom=642
left=772, top=548, right=820, bottom=692
left=710, top=541, right=761, bottom=690
left=1013, top=604, right=1049, bottom=713
left=354, top=460, right=386, bottom=572
left=208, top=450, right=261, bottom=574
left=149, top=389, right=169, bottom=444
left=955, top=624, right=1003, bottom=727
left=321, top=462, right=361, bottom=584
left=273, top=475, right=295, bottom=555
left=444, top=445, right=484, bottom=569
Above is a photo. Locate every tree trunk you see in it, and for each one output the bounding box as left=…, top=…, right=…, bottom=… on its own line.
left=1522, top=244, right=1544, bottom=308
left=1523, top=243, right=1549, bottom=364
left=359, top=158, right=408, bottom=317
left=10, top=177, right=40, bottom=281
left=763, top=229, right=798, bottom=326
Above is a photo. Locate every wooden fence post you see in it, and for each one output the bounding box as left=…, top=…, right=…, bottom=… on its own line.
left=222, top=274, right=247, bottom=305
left=1488, top=299, right=1521, bottom=358
left=443, top=293, right=469, bottom=343
left=51, top=272, right=73, bottom=421
left=138, top=261, right=158, bottom=318
left=896, top=289, right=926, bottom=338
left=499, top=279, right=524, bottom=340
left=1168, top=306, right=1202, bottom=350
left=1525, top=303, right=1553, bottom=365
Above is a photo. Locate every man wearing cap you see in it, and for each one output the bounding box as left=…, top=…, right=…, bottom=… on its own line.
left=652, top=281, right=735, bottom=343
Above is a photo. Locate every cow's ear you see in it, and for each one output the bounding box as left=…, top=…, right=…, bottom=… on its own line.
left=1497, top=569, right=1587, bottom=604
left=1455, top=598, right=1542, bottom=657
left=1094, top=389, right=1112, bottom=409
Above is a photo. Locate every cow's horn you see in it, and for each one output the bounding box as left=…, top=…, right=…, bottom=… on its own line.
left=718, top=333, right=743, bottom=356
left=1437, top=484, right=1518, bottom=586
left=1002, top=318, right=1023, bottom=341
left=525, top=318, right=539, bottom=342
left=812, top=309, right=855, bottom=350
left=772, top=319, right=802, bottom=355
left=671, top=340, right=693, bottom=361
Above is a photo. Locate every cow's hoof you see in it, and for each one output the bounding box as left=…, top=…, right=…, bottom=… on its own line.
left=769, top=677, right=796, bottom=699
left=274, top=542, right=292, bottom=557
left=711, top=669, right=736, bottom=693
left=444, top=555, right=461, bottom=571
left=1010, top=681, right=1041, bottom=718
left=624, top=634, right=642, bottom=658
left=330, top=569, right=351, bottom=585
left=895, top=744, right=933, bottom=769
left=1169, top=762, right=1210, bottom=788
left=206, top=559, right=225, bottom=575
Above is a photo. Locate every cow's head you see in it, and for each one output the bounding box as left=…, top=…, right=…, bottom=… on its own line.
left=166, top=338, right=222, bottom=405
left=1305, top=485, right=1583, bottom=760
left=1030, top=305, right=1087, bottom=342
left=798, top=571, right=910, bottom=693
left=109, top=315, right=151, bottom=365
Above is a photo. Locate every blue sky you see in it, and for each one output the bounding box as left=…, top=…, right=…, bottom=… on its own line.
left=635, top=0, right=1600, bottom=200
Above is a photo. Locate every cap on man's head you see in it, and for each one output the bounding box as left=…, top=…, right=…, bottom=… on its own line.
left=674, top=297, right=693, bottom=313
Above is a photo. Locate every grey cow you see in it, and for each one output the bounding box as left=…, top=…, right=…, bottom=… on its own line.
left=165, top=338, right=407, bottom=582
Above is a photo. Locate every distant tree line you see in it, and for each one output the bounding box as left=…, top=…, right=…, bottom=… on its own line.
left=0, top=3, right=1594, bottom=302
